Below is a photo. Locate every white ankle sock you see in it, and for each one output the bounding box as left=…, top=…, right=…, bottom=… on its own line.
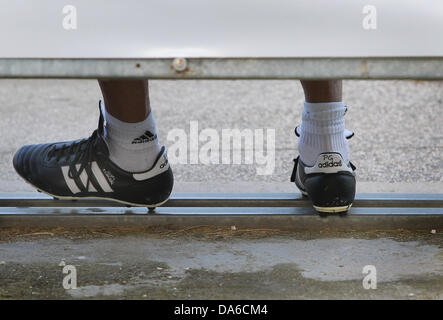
left=101, top=105, right=161, bottom=172
left=298, top=101, right=349, bottom=166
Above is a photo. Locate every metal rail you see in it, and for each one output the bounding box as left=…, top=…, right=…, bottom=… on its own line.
left=1, top=193, right=442, bottom=208
left=1, top=193, right=441, bottom=230
left=1, top=207, right=442, bottom=231
left=1, top=57, right=443, bottom=80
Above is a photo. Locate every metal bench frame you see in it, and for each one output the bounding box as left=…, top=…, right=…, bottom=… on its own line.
left=1, top=57, right=442, bottom=80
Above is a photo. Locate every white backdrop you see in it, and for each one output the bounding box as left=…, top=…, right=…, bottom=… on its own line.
left=0, top=0, right=442, bottom=58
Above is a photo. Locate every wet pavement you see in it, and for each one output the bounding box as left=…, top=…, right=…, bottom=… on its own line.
left=0, top=228, right=442, bottom=300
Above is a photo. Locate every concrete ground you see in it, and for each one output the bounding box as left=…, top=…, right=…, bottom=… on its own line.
left=0, top=79, right=442, bottom=299
left=0, top=228, right=442, bottom=300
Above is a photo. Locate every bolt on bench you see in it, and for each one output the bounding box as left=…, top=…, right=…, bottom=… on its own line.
left=0, top=0, right=442, bottom=230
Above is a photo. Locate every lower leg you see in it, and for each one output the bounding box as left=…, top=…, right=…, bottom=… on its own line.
left=98, top=79, right=161, bottom=172
left=298, top=80, right=349, bottom=166
left=300, top=80, right=342, bottom=102
left=98, top=79, right=151, bottom=122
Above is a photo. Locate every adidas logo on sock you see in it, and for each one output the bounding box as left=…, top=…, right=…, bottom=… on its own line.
left=132, top=131, right=157, bottom=144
